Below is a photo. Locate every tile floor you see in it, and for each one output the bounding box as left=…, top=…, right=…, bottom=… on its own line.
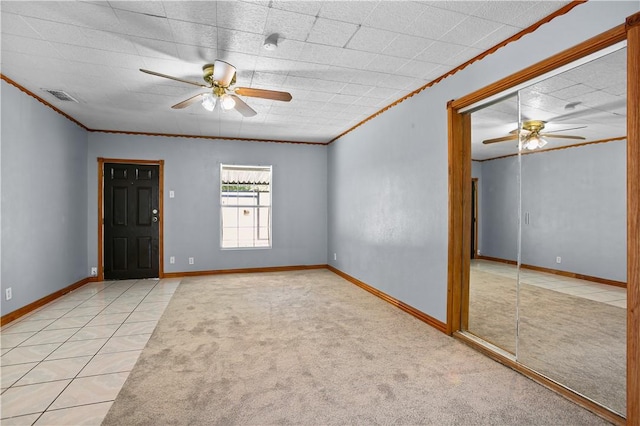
left=471, top=259, right=627, bottom=308
left=0, top=278, right=179, bottom=425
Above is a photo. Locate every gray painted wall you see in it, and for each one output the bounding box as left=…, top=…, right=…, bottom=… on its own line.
left=1, top=81, right=88, bottom=315
left=328, top=94, right=449, bottom=317
left=523, top=141, right=627, bottom=281
left=87, top=133, right=327, bottom=274
left=471, top=161, right=482, bottom=180
left=477, top=156, right=520, bottom=262
left=327, top=1, right=637, bottom=323
left=480, top=141, right=627, bottom=282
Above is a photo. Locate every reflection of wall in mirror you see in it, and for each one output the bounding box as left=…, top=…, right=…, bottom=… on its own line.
left=472, top=160, right=483, bottom=256
left=477, top=140, right=626, bottom=282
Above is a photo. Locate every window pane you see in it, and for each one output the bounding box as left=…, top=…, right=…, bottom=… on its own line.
left=222, top=227, right=238, bottom=242
left=259, top=192, right=271, bottom=206
left=238, top=207, right=254, bottom=227
left=221, top=207, right=238, bottom=227
left=258, top=227, right=269, bottom=241
left=220, top=164, right=272, bottom=249
left=239, top=194, right=257, bottom=206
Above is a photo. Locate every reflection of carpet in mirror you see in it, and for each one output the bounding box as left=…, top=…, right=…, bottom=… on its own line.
left=468, top=269, right=626, bottom=415
left=467, top=270, right=517, bottom=354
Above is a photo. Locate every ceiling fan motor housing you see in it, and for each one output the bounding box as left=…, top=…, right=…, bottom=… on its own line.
left=522, top=120, right=546, bottom=133
left=202, top=63, right=236, bottom=87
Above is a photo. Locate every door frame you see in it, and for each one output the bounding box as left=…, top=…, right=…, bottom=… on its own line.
left=447, top=14, right=639, bottom=424
left=97, top=158, right=165, bottom=281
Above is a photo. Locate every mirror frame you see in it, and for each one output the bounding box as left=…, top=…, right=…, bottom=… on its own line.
left=447, top=12, right=640, bottom=424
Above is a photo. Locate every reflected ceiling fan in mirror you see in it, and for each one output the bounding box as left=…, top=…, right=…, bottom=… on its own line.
left=140, top=60, right=292, bottom=118
left=482, top=120, right=586, bottom=150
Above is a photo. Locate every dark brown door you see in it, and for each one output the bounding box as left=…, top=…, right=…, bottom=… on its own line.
left=104, top=163, right=159, bottom=280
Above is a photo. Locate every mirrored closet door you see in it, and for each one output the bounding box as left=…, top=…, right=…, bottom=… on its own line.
left=465, top=45, right=627, bottom=416
left=467, top=94, right=520, bottom=357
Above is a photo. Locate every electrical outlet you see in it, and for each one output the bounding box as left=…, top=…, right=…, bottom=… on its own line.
left=556, top=256, right=562, bottom=264
left=188, top=257, right=194, bottom=265
left=170, top=256, right=175, bottom=264
left=5, top=287, right=12, bottom=301
left=333, top=253, right=337, bottom=261
left=90, top=267, right=98, bottom=276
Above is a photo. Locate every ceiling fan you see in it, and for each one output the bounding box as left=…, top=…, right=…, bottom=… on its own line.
left=482, top=120, right=586, bottom=150
left=140, top=60, right=292, bottom=117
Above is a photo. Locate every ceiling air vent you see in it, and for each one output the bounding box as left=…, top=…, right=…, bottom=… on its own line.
left=42, top=89, right=78, bottom=103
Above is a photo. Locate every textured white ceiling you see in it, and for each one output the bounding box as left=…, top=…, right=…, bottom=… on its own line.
left=1, top=0, right=583, bottom=144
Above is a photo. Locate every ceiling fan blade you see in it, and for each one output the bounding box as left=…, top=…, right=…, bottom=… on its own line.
left=235, top=87, right=292, bottom=102
left=543, top=125, right=587, bottom=133
left=229, top=95, right=257, bottom=117
left=539, top=134, right=586, bottom=140
left=212, top=60, right=236, bottom=87
left=140, top=69, right=208, bottom=88
left=172, top=93, right=206, bottom=109
left=482, top=134, right=518, bottom=144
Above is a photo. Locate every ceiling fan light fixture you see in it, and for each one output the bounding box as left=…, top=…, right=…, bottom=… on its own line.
left=523, top=134, right=547, bottom=150
left=220, top=94, right=236, bottom=111
left=202, top=93, right=216, bottom=111
left=537, top=136, right=548, bottom=149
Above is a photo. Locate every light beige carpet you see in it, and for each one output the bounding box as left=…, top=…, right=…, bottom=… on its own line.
left=468, top=269, right=626, bottom=415
left=102, top=269, right=609, bottom=425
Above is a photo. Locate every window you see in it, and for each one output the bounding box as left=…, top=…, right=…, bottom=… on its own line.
left=220, top=164, right=272, bottom=249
